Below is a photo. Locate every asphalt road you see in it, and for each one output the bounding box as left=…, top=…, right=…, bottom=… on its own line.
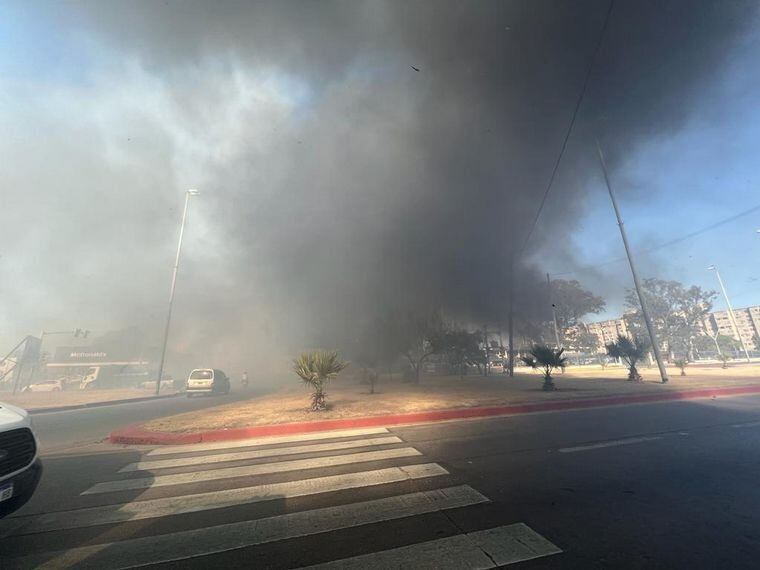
left=27, top=387, right=268, bottom=454
left=4, top=393, right=760, bottom=568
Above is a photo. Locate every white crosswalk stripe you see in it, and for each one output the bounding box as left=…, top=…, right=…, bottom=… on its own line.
left=83, top=447, right=422, bottom=494
left=1, top=426, right=563, bottom=569
left=2, top=463, right=448, bottom=536
left=301, top=523, right=562, bottom=569
left=145, top=427, right=392, bottom=456
left=5, top=486, right=489, bottom=570
left=119, top=435, right=404, bottom=472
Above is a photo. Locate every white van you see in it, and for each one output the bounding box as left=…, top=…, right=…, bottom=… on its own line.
left=186, top=369, right=231, bottom=397
left=0, top=401, right=42, bottom=518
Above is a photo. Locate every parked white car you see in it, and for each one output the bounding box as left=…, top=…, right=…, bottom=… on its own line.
left=22, top=379, right=64, bottom=392
left=0, top=401, right=42, bottom=518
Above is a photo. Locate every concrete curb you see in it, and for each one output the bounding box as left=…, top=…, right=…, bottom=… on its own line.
left=108, top=383, right=760, bottom=445
left=26, top=392, right=182, bottom=415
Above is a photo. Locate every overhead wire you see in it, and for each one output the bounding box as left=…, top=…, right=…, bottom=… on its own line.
left=549, top=202, right=760, bottom=277
left=519, top=0, right=615, bottom=255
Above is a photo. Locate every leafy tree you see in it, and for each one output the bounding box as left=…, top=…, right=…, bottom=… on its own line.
left=674, top=358, right=688, bottom=376
left=606, top=335, right=650, bottom=382
left=396, top=310, right=447, bottom=384
left=624, top=279, right=716, bottom=361
left=293, top=350, right=349, bottom=411
left=520, top=345, right=568, bottom=391
left=718, top=352, right=732, bottom=369
left=441, top=329, right=484, bottom=379
left=551, top=279, right=606, bottom=342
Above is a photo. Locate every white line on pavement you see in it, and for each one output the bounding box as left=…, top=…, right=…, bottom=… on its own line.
left=146, top=427, right=391, bottom=456
left=2, top=463, right=448, bottom=536
left=558, top=436, right=662, bottom=454
left=83, top=447, right=422, bottom=494
left=121, top=436, right=404, bottom=472
left=302, top=523, right=562, bottom=569
left=6, top=486, right=489, bottom=570
left=731, top=421, right=760, bottom=428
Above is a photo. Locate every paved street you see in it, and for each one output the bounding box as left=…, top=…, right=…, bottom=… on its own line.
left=28, top=387, right=268, bottom=455
left=4, top=394, right=760, bottom=568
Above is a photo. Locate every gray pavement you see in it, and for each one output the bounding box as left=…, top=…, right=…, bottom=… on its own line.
left=29, top=387, right=268, bottom=455
left=4, top=393, right=760, bottom=568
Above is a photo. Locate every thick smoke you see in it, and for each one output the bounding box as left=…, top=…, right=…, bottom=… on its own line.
left=0, top=1, right=755, bottom=377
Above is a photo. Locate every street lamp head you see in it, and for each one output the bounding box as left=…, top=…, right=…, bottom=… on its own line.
left=187, top=189, right=200, bottom=196
left=707, top=265, right=716, bottom=271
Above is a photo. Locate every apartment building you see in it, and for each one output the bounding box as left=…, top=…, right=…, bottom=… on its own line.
left=573, top=305, right=760, bottom=353
left=703, top=306, right=760, bottom=350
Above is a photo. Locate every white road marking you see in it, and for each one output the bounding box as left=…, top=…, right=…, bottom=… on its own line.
left=83, top=447, right=422, bottom=494
left=302, top=523, right=561, bottom=569
left=558, top=436, right=662, bottom=453
left=3, top=463, right=447, bottom=536
left=121, top=436, right=403, bottom=472
left=5, top=486, right=489, bottom=570
left=732, top=420, right=760, bottom=428
left=146, top=427, right=391, bottom=456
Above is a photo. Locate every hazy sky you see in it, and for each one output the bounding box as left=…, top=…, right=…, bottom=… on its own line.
left=1, top=1, right=758, bottom=375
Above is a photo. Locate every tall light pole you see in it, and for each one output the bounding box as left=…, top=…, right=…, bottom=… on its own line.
left=546, top=273, right=562, bottom=349
left=155, top=189, right=200, bottom=395
left=707, top=265, right=751, bottom=363
left=597, top=141, right=669, bottom=383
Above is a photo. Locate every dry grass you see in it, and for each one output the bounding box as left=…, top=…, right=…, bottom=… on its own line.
left=0, top=388, right=176, bottom=410
left=142, top=362, right=760, bottom=434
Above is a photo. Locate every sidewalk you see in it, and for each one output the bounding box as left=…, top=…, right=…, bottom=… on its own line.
left=1, top=389, right=181, bottom=414
left=110, top=364, right=760, bottom=444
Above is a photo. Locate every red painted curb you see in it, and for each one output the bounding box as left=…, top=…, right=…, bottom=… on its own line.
left=109, top=383, right=760, bottom=445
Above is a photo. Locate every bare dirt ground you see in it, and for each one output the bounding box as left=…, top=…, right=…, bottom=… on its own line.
left=0, top=388, right=177, bottom=410
left=142, top=362, right=760, bottom=434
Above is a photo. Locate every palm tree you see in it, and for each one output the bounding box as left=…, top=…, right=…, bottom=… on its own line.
left=293, top=350, right=349, bottom=411
left=674, top=358, right=688, bottom=376
left=606, top=335, right=648, bottom=382
left=520, top=345, right=567, bottom=391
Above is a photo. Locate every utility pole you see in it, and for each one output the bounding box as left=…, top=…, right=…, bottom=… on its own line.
left=507, top=257, right=515, bottom=377
left=597, top=141, right=669, bottom=383
left=546, top=273, right=562, bottom=349
left=708, top=265, right=751, bottom=362
left=156, top=189, right=200, bottom=395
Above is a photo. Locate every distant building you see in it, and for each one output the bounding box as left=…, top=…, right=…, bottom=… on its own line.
left=584, top=318, right=630, bottom=352
left=45, top=327, right=158, bottom=388
left=703, top=306, right=760, bottom=350
left=569, top=305, right=760, bottom=354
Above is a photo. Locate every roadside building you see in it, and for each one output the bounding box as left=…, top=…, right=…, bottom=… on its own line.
left=45, top=327, right=158, bottom=388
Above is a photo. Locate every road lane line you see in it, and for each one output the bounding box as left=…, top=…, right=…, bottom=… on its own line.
left=558, top=436, right=662, bottom=453
left=731, top=420, right=760, bottom=428
left=121, top=436, right=404, bottom=472
left=2, top=463, right=448, bottom=536
left=83, top=448, right=422, bottom=494
left=146, top=427, right=391, bottom=456
left=6, top=486, right=489, bottom=570
left=302, top=523, right=561, bottom=569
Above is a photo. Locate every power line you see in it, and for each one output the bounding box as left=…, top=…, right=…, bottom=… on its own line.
left=519, top=0, right=615, bottom=255
left=550, top=202, right=760, bottom=277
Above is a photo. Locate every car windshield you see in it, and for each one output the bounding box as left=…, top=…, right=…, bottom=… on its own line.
left=190, top=370, right=213, bottom=380
left=4, top=2, right=760, bottom=568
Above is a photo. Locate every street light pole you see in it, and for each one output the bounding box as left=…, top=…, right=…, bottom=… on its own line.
left=155, top=189, right=199, bottom=396
left=546, top=273, right=562, bottom=349
left=597, top=141, right=669, bottom=383
left=708, top=265, right=751, bottom=363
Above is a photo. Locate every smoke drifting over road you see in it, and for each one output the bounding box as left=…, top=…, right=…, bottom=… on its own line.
left=0, top=1, right=755, bottom=375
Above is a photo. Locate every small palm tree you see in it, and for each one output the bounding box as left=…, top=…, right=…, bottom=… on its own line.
left=606, top=335, right=649, bottom=382
left=520, top=345, right=567, bottom=391
left=293, top=350, right=349, bottom=411
left=718, top=352, right=731, bottom=369
left=674, top=358, right=688, bottom=376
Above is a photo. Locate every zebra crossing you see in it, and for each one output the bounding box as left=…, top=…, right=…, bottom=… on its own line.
left=0, top=427, right=561, bottom=569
